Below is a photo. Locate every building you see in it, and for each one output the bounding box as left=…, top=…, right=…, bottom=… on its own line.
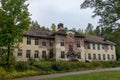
left=13, top=24, right=116, bottom=62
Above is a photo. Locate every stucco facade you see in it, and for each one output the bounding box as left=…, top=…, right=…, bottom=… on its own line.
left=13, top=25, right=116, bottom=62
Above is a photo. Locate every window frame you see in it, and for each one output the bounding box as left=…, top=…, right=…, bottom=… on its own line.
left=61, top=51, right=65, bottom=58
left=27, top=36, right=31, bottom=45
left=60, top=39, right=65, bottom=46
left=93, top=53, right=96, bottom=60
left=35, top=37, right=39, bottom=45
left=88, top=53, right=91, bottom=59
left=93, top=44, right=95, bottom=49
left=77, top=40, right=80, bottom=47
left=26, top=50, right=31, bottom=58
left=18, top=49, right=22, bottom=57
left=34, top=50, right=39, bottom=58
left=77, top=52, right=81, bottom=59
left=42, top=39, right=46, bottom=46
left=42, top=50, right=46, bottom=59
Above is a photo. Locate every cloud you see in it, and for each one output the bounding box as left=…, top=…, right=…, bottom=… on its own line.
left=27, top=0, right=99, bottom=30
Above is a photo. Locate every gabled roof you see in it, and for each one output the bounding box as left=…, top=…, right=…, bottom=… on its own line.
left=85, top=36, right=116, bottom=45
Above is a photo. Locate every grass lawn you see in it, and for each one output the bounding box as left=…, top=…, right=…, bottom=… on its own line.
left=41, top=70, right=120, bottom=80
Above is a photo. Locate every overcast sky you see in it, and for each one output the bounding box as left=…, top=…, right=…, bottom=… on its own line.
left=27, top=0, right=99, bottom=30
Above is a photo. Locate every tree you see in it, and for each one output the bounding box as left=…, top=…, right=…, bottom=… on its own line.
left=94, top=26, right=101, bottom=36
left=77, top=28, right=84, bottom=34
left=81, top=0, right=120, bottom=28
left=81, top=0, right=120, bottom=60
left=51, top=23, right=56, bottom=32
left=85, top=23, right=95, bottom=35
left=0, top=0, right=30, bottom=65
left=31, top=20, right=40, bottom=29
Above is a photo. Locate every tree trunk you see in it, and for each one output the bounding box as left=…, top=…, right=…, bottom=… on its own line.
left=6, top=44, right=10, bottom=67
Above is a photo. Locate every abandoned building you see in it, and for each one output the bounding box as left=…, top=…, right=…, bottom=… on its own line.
left=13, top=23, right=116, bottom=62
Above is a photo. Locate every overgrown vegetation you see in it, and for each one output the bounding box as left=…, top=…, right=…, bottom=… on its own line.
left=0, top=61, right=120, bottom=79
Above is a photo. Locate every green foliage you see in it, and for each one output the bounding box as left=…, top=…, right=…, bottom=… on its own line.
left=0, top=61, right=120, bottom=79
left=42, top=70, right=120, bottom=80
left=85, top=23, right=95, bottom=35
left=81, top=0, right=120, bottom=28
left=77, top=28, right=84, bottom=34
left=51, top=23, right=56, bottom=32
left=14, top=62, right=29, bottom=71
left=0, top=0, right=30, bottom=65
left=31, top=20, right=40, bottom=29
left=81, top=0, right=120, bottom=59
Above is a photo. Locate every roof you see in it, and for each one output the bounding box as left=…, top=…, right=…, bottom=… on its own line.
left=23, top=27, right=54, bottom=39
left=51, top=30, right=67, bottom=36
left=85, top=36, right=116, bottom=45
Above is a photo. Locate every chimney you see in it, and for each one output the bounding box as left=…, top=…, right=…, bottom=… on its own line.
left=57, top=23, right=63, bottom=30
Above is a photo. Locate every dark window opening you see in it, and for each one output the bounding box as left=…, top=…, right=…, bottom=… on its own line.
left=42, top=39, right=46, bottom=46
left=42, top=51, right=46, bottom=59
left=34, top=50, right=39, bottom=58
left=35, top=38, right=39, bottom=45
left=77, top=40, right=80, bottom=47
left=61, top=51, right=65, bottom=58
left=27, top=37, right=31, bottom=45
left=60, top=39, right=64, bottom=46
left=18, top=49, right=22, bottom=57
left=26, top=50, right=31, bottom=58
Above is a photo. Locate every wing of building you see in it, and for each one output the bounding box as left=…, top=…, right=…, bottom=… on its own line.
left=13, top=24, right=116, bottom=62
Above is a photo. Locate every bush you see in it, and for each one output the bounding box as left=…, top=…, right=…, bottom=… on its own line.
left=14, top=62, right=29, bottom=71
left=34, top=62, right=53, bottom=71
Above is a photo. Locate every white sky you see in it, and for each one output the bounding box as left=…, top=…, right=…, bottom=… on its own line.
left=27, top=0, right=99, bottom=30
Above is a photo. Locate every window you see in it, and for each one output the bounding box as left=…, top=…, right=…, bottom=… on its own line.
left=112, top=55, right=114, bottom=60
left=103, top=54, right=106, bottom=60
left=88, top=53, right=91, bottom=59
left=61, top=51, right=65, bottom=58
left=77, top=40, right=80, bottom=47
left=87, top=43, right=90, bottom=49
left=77, top=52, right=81, bottom=59
left=27, top=37, right=31, bottom=45
left=97, top=44, right=100, bottom=50
left=35, top=38, right=39, bottom=45
left=93, top=44, right=95, bottom=49
left=69, top=43, right=73, bottom=51
left=42, top=50, right=46, bottom=59
left=50, top=40, right=53, bottom=46
left=69, top=33, right=73, bottom=37
left=98, top=54, right=101, bottom=60
left=18, top=49, right=22, bottom=57
left=93, top=54, right=96, bottom=60
left=107, top=54, right=110, bottom=60
left=34, top=50, right=39, bottom=58
left=42, top=39, right=46, bottom=46
left=60, top=39, right=64, bottom=46
left=26, top=50, right=31, bottom=58
left=102, top=45, right=105, bottom=49
left=111, top=46, right=113, bottom=50
left=105, top=45, right=109, bottom=50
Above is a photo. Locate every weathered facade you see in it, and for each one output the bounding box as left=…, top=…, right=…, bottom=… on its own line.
left=13, top=24, right=116, bottom=62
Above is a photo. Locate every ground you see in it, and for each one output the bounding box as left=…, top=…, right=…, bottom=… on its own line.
left=41, top=70, right=120, bottom=80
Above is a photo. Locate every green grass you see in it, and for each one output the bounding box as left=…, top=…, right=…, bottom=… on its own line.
left=41, top=70, right=120, bottom=80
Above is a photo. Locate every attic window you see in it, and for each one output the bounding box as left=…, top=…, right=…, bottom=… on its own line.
left=69, top=33, right=73, bottom=37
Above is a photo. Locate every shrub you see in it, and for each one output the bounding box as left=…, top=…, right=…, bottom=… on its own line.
left=14, top=62, right=29, bottom=71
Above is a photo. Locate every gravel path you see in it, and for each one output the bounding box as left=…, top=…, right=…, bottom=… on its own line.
left=13, top=67, right=120, bottom=80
